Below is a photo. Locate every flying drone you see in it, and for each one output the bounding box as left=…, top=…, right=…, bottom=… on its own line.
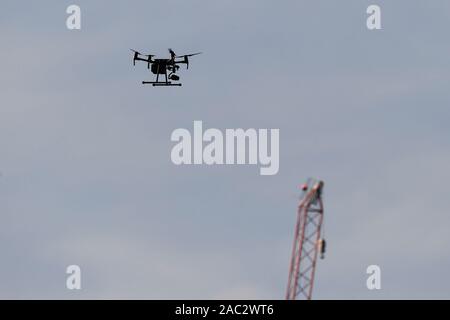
left=131, top=48, right=201, bottom=86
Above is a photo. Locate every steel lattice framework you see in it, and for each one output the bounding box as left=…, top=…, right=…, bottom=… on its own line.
left=286, top=179, right=325, bottom=300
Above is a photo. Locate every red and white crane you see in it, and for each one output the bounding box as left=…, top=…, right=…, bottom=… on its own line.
left=286, top=179, right=326, bottom=300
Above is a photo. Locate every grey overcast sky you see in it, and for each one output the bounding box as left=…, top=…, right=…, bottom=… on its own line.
left=1, top=0, right=450, bottom=299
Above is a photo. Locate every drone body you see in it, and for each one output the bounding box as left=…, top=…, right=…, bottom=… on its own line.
left=131, top=48, right=201, bottom=86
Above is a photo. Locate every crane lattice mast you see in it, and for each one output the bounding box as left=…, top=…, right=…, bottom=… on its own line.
left=286, top=179, right=325, bottom=300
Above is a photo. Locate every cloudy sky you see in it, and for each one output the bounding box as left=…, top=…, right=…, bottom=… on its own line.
left=1, top=0, right=450, bottom=299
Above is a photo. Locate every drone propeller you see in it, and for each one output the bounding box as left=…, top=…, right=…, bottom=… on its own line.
left=177, top=52, right=202, bottom=58
left=130, top=49, right=140, bottom=66
left=175, top=52, right=202, bottom=69
left=168, top=48, right=177, bottom=60
left=130, top=49, right=154, bottom=66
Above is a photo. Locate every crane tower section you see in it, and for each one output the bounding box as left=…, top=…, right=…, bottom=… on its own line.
left=286, top=179, right=325, bottom=300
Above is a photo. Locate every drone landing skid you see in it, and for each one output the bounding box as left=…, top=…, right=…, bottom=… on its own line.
left=142, top=81, right=182, bottom=87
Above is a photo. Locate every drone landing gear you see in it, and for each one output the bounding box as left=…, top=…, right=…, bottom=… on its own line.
left=142, top=81, right=182, bottom=86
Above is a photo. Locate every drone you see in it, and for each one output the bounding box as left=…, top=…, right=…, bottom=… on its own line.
left=131, top=48, right=201, bottom=86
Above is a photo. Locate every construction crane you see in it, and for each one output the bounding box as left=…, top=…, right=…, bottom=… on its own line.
left=286, top=179, right=326, bottom=300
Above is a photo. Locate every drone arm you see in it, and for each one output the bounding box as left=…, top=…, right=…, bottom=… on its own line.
left=134, top=57, right=153, bottom=63
left=174, top=53, right=200, bottom=69
left=173, top=56, right=190, bottom=69
left=133, top=56, right=154, bottom=69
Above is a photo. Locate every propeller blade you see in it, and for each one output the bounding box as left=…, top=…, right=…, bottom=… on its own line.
left=176, top=52, right=202, bottom=58
left=169, top=48, right=176, bottom=58
left=131, top=49, right=154, bottom=66
left=130, top=49, right=154, bottom=57
left=131, top=49, right=139, bottom=66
